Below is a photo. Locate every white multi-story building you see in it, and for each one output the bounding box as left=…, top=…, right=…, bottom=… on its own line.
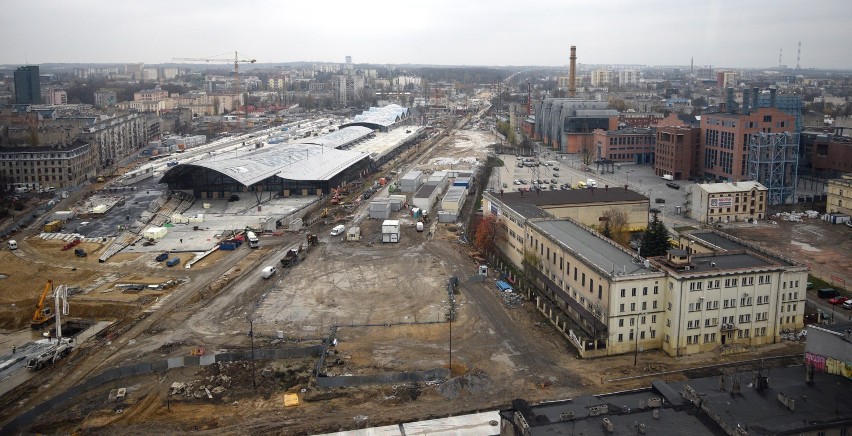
left=79, top=113, right=147, bottom=168
left=591, top=69, right=613, bottom=86
left=486, top=205, right=806, bottom=358
left=685, top=181, right=768, bottom=224
left=41, top=89, right=68, bottom=105
left=617, top=70, right=640, bottom=86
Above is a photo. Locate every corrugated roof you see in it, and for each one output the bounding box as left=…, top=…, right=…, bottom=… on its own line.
left=302, top=126, right=373, bottom=149
left=162, top=142, right=369, bottom=185
left=347, top=104, right=410, bottom=128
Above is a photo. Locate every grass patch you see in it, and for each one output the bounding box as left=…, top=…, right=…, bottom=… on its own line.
left=809, top=274, right=847, bottom=294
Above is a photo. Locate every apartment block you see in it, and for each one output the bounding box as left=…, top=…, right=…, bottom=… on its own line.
left=685, top=181, right=767, bottom=223
left=79, top=113, right=147, bottom=168
left=0, top=139, right=97, bottom=190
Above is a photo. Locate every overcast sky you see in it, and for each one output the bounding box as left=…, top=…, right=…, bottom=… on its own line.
left=2, top=0, right=851, bottom=69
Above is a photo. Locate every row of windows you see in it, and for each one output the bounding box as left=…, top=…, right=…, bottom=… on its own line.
left=689, top=275, right=773, bottom=291
left=619, top=301, right=658, bottom=313
left=617, top=329, right=657, bottom=342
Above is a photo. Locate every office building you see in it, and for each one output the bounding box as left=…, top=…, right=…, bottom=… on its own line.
left=13, top=66, right=41, bottom=105
left=684, top=181, right=768, bottom=224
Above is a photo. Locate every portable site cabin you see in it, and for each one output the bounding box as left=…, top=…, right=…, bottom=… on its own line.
left=381, top=219, right=400, bottom=243
left=346, top=226, right=361, bottom=241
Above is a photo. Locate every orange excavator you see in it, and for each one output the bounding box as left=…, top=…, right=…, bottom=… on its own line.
left=31, top=280, right=55, bottom=329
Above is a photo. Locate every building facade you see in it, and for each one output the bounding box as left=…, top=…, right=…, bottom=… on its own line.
left=533, top=98, right=619, bottom=154
left=592, top=127, right=655, bottom=164
left=654, top=124, right=700, bottom=180
left=41, top=89, right=68, bottom=105
left=79, top=113, right=147, bottom=168
left=0, top=140, right=97, bottom=190
left=133, top=87, right=169, bottom=102
left=684, top=181, right=767, bottom=223
left=94, top=90, right=117, bottom=109
left=590, top=69, right=612, bottom=86
left=13, top=66, right=41, bottom=105
left=826, top=174, right=852, bottom=215
left=700, top=106, right=795, bottom=182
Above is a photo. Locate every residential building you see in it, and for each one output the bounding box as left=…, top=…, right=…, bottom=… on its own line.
left=13, top=66, right=41, bottom=105
left=267, top=75, right=289, bottom=90
left=94, top=90, right=117, bottom=109
left=827, top=174, right=852, bottom=215
left=618, top=112, right=663, bottom=129
left=79, top=113, right=147, bottom=168
left=684, top=181, right=767, bottom=223
left=41, top=89, right=67, bottom=105
left=133, top=86, right=168, bottom=102
left=592, top=127, right=655, bottom=164
left=654, top=124, right=700, bottom=180
left=716, top=71, right=738, bottom=88
left=590, top=69, right=612, bottom=86
left=0, top=139, right=97, bottom=190
left=117, top=99, right=170, bottom=115
left=533, top=98, right=618, bottom=154
left=482, top=188, right=650, bottom=267
left=616, top=69, right=640, bottom=86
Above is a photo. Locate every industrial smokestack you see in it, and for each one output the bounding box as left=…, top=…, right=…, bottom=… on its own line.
left=742, top=90, right=750, bottom=115
left=769, top=86, right=777, bottom=107
left=569, top=46, right=577, bottom=97
left=726, top=87, right=735, bottom=114
left=752, top=87, right=760, bottom=111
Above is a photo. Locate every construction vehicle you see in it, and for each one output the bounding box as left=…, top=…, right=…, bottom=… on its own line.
left=280, top=247, right=301, bottom=268
left=27, top=284, right=72, bottom=370
left=306, top=233, right=319, bottom=246
left=320, top=208, right=329, bottom=218
left=31, top=281, right=55, bottom=329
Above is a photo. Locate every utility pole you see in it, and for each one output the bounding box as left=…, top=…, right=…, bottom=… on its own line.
left=246, top=313, right=257, bottom=393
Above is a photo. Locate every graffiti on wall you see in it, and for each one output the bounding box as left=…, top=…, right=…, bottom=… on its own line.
left=805, top=352, right=852, bottom=379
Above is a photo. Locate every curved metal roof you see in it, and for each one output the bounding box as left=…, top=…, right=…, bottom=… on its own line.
left=345, top=104, right=410, bottom=128
left=302, top=126, right=374, bottom=149
left=160, top=142, right=369, bottom=186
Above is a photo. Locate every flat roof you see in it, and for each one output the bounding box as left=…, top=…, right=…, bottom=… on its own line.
left=695, top=181, right=766, bottom=193
left=533, top=220, right=655, bottom=277
left=689, top=231, right=747, bottom=251
left=489, top=188, right=647, bottom=219
left=302, top=126, right=373, bottom=149
left=349, top=126, right=423, bottom=160
left=414, top=183, right=440, bottom=198
left=686, top=252, right=773, bottom=272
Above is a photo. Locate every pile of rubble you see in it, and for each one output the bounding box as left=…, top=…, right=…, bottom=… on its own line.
left=500, top=291, right=524, bottom=308
left=773, top=210, right=819, bottom=222
left=436, top=370, right=492, bottom=399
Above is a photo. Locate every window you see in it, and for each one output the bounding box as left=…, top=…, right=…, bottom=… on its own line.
left=742, top=276, right=754, bottom=286
left=630, top=317, right=635, bottom=326
left=618, top=334, right=623, bottom=342
left=739, top=314, right=751, bottom=323
left=631, top=288, right=636, bottom=296
left=630, top=302, right=636, bottom=311
left=651, top=330, right=656, bottom=339
left=689, top=282, right=702, bottom=291
left=643, top=287, right=648, bottom=296
left=654, top=285, right=659, bottom=294
left=653, top=300, right=658, bottom=309
left=621, top=289, right=626, bottom=298
left=666, top=319, right=671, bottom=327
left=667, top=302, right=672, bottom=311
left=725, top=278, right=738, bottom=288
left=619, top=319, right=624, bottom=327
left=620, top=304, right=625, bottom=313
left=651, top=315, right=657, bottom=323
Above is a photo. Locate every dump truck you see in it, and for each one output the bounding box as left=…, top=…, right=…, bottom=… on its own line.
left=280, top=248, right=301, bottom=268
left=43, top=220, right=63, bottom=233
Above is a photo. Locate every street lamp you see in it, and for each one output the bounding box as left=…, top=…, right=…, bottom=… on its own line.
left=246, top=313, right=257, bottom=393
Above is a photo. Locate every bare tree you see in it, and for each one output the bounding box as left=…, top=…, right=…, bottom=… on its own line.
left=600, top=208, right=630, bottom=247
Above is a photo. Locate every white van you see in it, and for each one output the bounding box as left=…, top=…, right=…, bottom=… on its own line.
left=330, top=224, right=345, bottom=236
left=8, top=240, right=17, bottom=250
left=246, top=231, right=259, bottom=248
left=261, top=265, right=277, bottom=279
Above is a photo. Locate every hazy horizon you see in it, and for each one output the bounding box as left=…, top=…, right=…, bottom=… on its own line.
left=3, top=0, right=851, bottom=70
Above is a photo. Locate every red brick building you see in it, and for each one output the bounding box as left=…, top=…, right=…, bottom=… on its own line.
left=654, top=125, right=701, bottom=180
left=592, top=128, right=655, bottom=163
left=699, top=107, right=795, bottom=182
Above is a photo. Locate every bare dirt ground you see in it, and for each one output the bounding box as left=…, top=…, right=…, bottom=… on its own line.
left=1, top=124, right=811, bottom=435
left=721, top=218, right=852, bottom=289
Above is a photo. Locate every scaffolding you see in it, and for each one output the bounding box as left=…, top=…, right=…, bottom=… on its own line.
left=747, top=132, right=799, bottom=205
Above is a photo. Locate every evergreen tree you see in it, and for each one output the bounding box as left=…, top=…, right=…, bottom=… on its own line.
left=640, top=212, right=671, bottom=257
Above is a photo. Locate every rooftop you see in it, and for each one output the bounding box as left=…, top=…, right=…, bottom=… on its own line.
left=684, top=252, right=773, bottom=273
left=689, top=231, right=748, bottom=251
left=532, top=220, right=655, bottom=278
left=502, top=365, right=852, bottom=436
left=488, top=188, right=647, bottom=219
left=694, top=181, right=767, bottom=194
left=302, top=126, right=373, bottom=149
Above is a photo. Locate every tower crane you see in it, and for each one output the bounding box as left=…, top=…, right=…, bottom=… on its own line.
left=173, top=51, right=257, bottom=93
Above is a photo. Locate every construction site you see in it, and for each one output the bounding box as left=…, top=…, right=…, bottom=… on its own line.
left=0, top=105, right=810, bottom=435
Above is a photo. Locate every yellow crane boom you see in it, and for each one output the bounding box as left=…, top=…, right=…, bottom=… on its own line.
left=172, top=51, right=257, bottom=92
left=31, top=280, right=54, bottom=329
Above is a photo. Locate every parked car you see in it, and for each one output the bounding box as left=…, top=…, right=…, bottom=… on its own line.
left=666, top=182, right=680, bottom=190
left=261, top=265, right=278, bottom=279
left=828, top=296, right=848, bottom=305
left=74, top=248, right=87, bottom=257
left=550, top=178, right=557, bottom=184
left=552, top=166, right=560, bottom=172
left=155, top=252, right=169, bottom=262
left=843, top=300, right=852, bottom=310
left=818, top=288, right=839, bottom=299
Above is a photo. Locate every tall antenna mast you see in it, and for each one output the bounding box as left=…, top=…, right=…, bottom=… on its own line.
left=796, top=41, right=801, bottom=70
left=778, top=48, right=783, bottom=69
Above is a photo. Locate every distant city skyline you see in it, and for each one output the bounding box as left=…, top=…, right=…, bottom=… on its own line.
left=2, top=0, right=851, bottom=70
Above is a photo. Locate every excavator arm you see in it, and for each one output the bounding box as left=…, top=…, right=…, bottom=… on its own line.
left=31, top=280, right=54, bottom=327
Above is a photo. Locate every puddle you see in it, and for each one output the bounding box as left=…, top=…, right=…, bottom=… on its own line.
left=790, top=240, right=821, bottom=252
